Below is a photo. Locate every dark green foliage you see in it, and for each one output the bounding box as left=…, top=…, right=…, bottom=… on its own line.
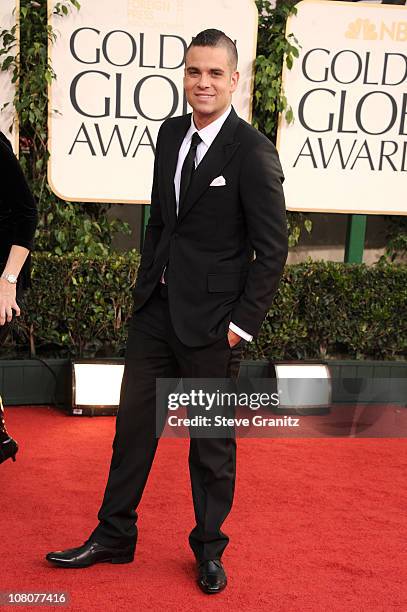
left=253, top=0, right=299, bottom=139
left=12, top=252, right=140, bottom=358
left=248, top=261, right=406, bottom=361
left=4, top=256, right=406, bottom=361
left=254, top=0, right=312, bottom=246
left=383, top=216, right=407, bottom=262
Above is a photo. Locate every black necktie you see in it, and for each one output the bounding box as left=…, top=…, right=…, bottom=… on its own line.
left=179, top=132, right=202, bottom=212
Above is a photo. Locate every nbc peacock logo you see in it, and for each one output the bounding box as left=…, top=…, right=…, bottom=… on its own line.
left=345, top=17, right=407, bottom=41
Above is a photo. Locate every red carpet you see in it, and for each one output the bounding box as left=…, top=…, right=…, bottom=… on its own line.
left=0, top=406, right=406, bottom=611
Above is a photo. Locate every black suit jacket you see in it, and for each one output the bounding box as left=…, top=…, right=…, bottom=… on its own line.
left=133, top=107, right=288, bottom=347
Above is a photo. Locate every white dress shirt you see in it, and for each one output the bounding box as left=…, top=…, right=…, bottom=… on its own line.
left=170, top=105, right=253, bottom=343
left=174, top=106, right=232, bottom=214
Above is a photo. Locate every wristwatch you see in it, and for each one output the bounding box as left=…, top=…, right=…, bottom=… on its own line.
left=1, top=273, right=18, bottom=284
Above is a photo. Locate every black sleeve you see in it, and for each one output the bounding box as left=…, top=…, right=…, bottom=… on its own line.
left=137, top=123, right=165, bottom=274
left=0, top=132, right=38, bottom=251
left=231, top=137, right=288, bottom=338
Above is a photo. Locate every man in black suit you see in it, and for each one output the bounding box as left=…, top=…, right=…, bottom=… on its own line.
left=46, top=29, right=288, bottom=594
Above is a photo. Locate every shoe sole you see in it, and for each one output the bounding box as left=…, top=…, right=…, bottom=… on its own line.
left=197, top=580, right=227, bottom=594
left=46, top=555, right=134, bottom=568
left=197, top=585, right=227, bottom=594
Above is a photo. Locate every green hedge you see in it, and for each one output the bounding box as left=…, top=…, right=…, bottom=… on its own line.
left=3, top=254, right=406, bottom=361
left=251, top=262, right=406, bottom=361
left=11, top=252, right=141, bottom=358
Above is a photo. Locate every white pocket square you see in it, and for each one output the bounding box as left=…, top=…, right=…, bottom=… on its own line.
left=210, top=175, right=226, bottom=187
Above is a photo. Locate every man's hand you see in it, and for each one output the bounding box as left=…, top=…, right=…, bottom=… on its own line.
left=0, top=279, right=20, bottom=326
left=227, top=329, right=242, bottom=348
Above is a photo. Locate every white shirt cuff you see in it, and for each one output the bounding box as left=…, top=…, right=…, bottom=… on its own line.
left=229, top=322, right=253, bottom=342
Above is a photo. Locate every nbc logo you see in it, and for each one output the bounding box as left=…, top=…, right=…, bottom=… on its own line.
left=345, top=18, right=407, bottom=41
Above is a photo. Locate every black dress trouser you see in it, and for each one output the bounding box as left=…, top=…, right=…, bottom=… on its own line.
left=90, top=285, right=242, bottom=561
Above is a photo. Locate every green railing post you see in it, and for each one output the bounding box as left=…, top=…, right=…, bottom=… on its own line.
left=140, top=204, right=150, bottom=251
left=344, top=214, right=367, bottom=263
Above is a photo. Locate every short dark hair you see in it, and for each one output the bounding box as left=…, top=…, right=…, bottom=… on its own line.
left=186, top=29, right=238, bottom=71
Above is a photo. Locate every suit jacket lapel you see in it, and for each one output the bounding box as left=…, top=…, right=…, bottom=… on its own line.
left=163, top=115, right=190, bottom=226
left=177, top=108, right=240, bottom=224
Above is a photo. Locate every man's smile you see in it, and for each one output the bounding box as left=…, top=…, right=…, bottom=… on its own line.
left=195, top=93, right=215, bottom=99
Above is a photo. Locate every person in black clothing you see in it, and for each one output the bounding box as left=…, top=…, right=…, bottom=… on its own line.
left=0, top=130, right=38, bottom=464
left=46, top=29, right=287, bottom=594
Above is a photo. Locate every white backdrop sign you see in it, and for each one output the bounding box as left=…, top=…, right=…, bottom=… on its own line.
left=277, top=0, right=407, bottom=215
left=0, top=0, right=18, bottom=152
left=48, top=0, right=258, bottom=203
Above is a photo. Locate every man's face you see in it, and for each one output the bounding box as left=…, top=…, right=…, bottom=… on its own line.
left=184, top=45, right=239, bottom=127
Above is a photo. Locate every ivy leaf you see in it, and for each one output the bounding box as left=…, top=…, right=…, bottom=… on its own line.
left=285, top=107, right=294, bottom=124
left=304, top=219, right=313, bottom=234
left=2, top=55, right=15, bottom=70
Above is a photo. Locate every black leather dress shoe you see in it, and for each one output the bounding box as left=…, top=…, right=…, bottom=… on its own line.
left=0, top=436, right=18, bottom=464
left=197, top=559, right=227, bottom=594
left=45, top=540, right=135, bottom=568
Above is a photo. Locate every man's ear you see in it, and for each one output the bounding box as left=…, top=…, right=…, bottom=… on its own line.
left=231, top=71, right=239, bottom=93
